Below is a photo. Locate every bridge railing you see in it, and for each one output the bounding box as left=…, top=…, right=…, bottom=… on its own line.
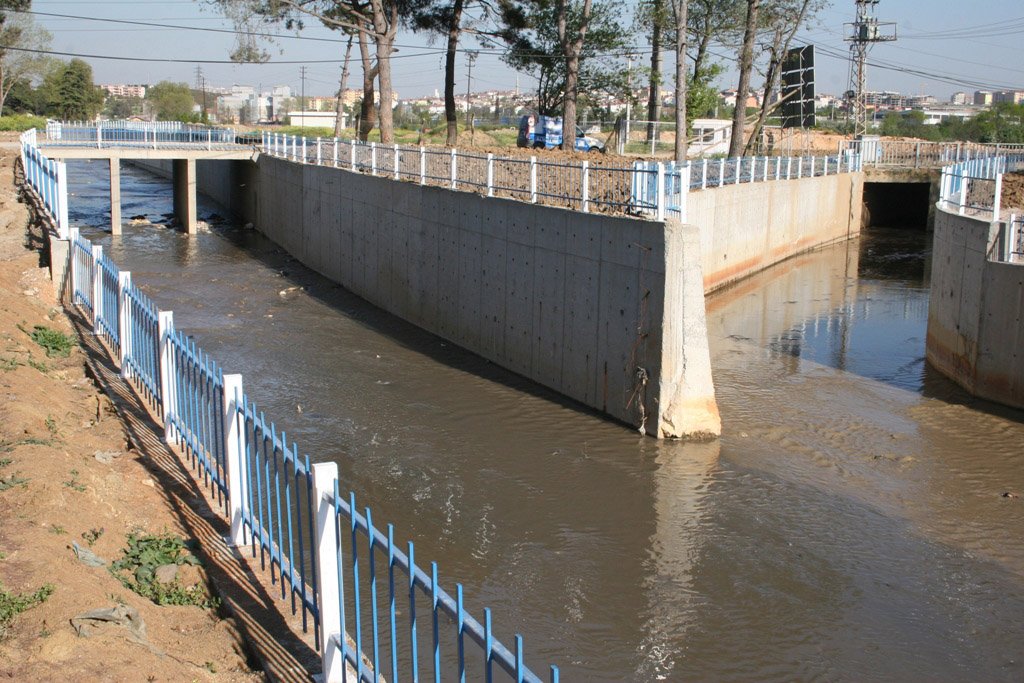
left=939, top=154, right=1024, bottom=220
left=998, top=214, right=1024, bottom=263
left=261, top=131, right=862, bottom=223
left=840, top=138, right=1024, bottom=168
left=19, top=129, right=69, bottom=238
left=44, top=119, right=238, bottom=150
left=63, top=228, right=560, bottom=683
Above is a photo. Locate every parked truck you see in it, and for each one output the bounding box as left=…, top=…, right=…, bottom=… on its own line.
left=516, top=115, right=605, bottom=153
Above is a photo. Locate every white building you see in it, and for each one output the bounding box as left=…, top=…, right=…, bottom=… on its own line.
left=690, top=119, right=731, bottom=156
left=287, top=111, right=347, bottom=130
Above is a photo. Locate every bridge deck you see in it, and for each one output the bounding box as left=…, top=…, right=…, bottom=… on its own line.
left=39, top=145, right=258, bottom=161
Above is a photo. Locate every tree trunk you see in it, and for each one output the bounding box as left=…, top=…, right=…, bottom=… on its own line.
left=559, top=0, right=593, bottom=151
left=673, top=0, right=688, bottom=162
left=370, top=0, right=397, bottom=145
left=357, top=27, right=377, bottom=141
left=444, top=0, right=465, bottom=146
left=728, top=0, right=759, bottom=158
left=745, top=0, right=814, bottom=155
left=646, top=0, right=663, bottom=142
left=334, top=35, right=354, bottom=138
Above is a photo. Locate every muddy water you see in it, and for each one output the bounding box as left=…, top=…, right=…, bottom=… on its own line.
left=69, top=160, right=1024, bottom=681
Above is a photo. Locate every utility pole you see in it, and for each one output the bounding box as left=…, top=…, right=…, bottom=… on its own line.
left=845, top=0, right=896, bottom=137
left=194, top=66, right=207, bottom=122
left=300, top=65, right=307, bottom=128
left=464, top=51, right=478, bottom=133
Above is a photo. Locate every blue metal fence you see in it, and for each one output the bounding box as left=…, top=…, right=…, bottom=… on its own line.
left=61, top=150, right=564, bottom=683
left=96, top=253, right=121, bottom=355
left=238, top=397, right=320, bottom=640
left=44, top=120, right=237, bottom=149
left=71, top=232, right=94, bottom=314
left=167, top=331, right=228, bottom=509
left=20, top=130, right=68, bottom=238
left=123, top=282, right=162, bottom=413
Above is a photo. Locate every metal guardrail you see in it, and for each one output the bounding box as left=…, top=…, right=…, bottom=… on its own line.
left=260, top=131, right=862, bottom=224
left=939, top=154, right=1024, bottom=219
left=65, top=228, right=560, bottom=683
left=840, top=138, right=1024, bottom=168
left=44, top=119, right=239, bottom=151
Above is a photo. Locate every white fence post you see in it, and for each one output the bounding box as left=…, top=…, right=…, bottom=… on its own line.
left=530, top=156, right=537, bottom=202
left=994, top=173, right=1003, bottom=222
left=810, top=156, right=816, bottom=176
left=419, top=146, right=426, bottom=185
left=56, top=161, right=68, bottom=239
left=370, top=142, right=377, bottom=176
left=91, top=245, right=102, bottom=333
left=701, top=159, right=707, bottom=190
left=719, top=158, right=725, bottom=187
left=117, top=271, right=131, bottom=374
left=656, top=162, right=666, bottom=222
left=775, top=156, right=782, bottom=180
left=68, top=228, right=79, bottom=299
left=394, top=144, right=400, bottom=180
left=350, top=141, right=356, bottom=170
left=158, top=310, right=176, bottom=439
left=222, top=373, right=247, bottom=547
left=450, top=149, right=457, bottom=190
left=317, top=138, right=322, bottom=166
left=302, top=137, right=307, bottom=164
left=207, top=128, right=212, bottom=151
left=312, top=461, right=344, bottom=683
left=96, top=123, right=102, bottom=149
left=487, top=153, right=494, bottom=197
left=581, top=160, right=589, bottom=212
left=333, top=138, right=339, bottom=167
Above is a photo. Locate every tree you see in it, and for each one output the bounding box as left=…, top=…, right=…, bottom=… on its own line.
left=0, top=14, right=50, bottom=115
left=670, top=0, right=687, bottom=161
left=51, top=59, right=104, bottom=120
left=499, top=0, right=628, bottom=121
left=728, top=0, right=758, bottom=157
left=146, top=81, right=198, bottom=121
left=743, top=0, right=823, bottom=155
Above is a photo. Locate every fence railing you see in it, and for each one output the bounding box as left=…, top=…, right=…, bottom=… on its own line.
left=64, top=227, right=559, bottom=683
left=20, top=129, right=69, bottom=238
left=939, top=154, right=1024, bottom=219
left=1000, top=214, right=1024, bottom=263
left=260, top=131, right=862, bottom=223
left=44, top=119, right=239, bottom=150
left=840, top=138, right=1024, bottom=168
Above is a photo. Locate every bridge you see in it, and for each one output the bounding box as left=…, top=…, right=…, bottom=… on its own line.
left=38, top=121, right=256, bottom=234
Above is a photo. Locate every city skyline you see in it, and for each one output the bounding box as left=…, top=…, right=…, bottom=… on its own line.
left=16, top=0, right=1024, bottom=104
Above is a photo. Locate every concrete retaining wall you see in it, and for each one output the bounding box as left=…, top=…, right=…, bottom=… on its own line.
left=687, top=172, right=864, bottom=292
left=927, top=206, right=1024, bottom=409
left=173, top=155, right=720, bottom=438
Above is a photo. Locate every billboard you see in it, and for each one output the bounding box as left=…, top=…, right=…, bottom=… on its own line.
left=781, top=45, right=815, bottom=129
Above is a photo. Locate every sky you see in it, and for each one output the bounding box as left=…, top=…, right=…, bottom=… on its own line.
left=14, top=0, right=1024, bottom=102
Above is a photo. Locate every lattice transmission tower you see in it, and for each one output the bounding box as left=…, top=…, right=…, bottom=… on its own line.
left=845, top=0, right=896, bottom=137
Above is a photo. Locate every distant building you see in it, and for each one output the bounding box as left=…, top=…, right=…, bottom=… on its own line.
left=993, top=90, right=1024, bottom=105
left=287, top=111, right=347, bottom=129
left=950, top=92, right=968, bottom=105
left=101, top=84, right=146, bottom=99
left=974, top=90, right=993, bottom=106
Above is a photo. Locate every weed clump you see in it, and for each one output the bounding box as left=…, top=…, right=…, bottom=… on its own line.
left=28, top=326, right=73, bottom=358
left=0, top=582, right=54, bottom=637
left=109, top=532, right=218, bottom=609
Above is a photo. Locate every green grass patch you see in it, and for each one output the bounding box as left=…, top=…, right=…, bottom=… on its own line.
left=0, top=582, right=54, bottom=637
left=27, top=326, right=73, bottom=358
left=0, top=115, right=47, bottom=132
left=0, top=474, right=28, bottom=492
left=63, top=469, right=85, bottom=493
left=110, top=532, right=217, bottom=609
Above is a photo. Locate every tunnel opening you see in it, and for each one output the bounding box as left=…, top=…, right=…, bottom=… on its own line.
left=863, top=181, right=931, bottom=229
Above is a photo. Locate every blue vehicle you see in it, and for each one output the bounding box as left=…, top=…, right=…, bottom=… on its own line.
left=517, top=115, right=605, bottom=153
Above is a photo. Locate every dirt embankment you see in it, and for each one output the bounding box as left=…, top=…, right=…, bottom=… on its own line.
left=0, top=154, right=261, bottom=680
left=1001, top=171, right=1024, bottom=212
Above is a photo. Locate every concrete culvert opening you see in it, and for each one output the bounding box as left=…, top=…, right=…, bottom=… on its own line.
left=863, top=182, right=931, bottom=229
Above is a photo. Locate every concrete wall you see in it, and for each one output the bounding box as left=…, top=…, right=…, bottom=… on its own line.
left=927, top=206, right=1024, bottom=409
left=180, top=155, right=721, bottom=438
left=687, top=172, right=864, bottom=292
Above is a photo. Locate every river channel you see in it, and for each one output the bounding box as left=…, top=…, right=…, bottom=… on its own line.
left=67, top=160, right=1024, bottom=681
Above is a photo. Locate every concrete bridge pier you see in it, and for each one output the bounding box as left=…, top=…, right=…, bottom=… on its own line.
left=172, top=158, right=198, bottom=234
left=109, top=158, right=121, bottom=235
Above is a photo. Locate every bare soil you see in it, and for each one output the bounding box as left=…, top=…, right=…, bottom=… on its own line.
left=1001, top=171, right=1024, bottom=212
left=0, top=154, right=263, bottom=681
